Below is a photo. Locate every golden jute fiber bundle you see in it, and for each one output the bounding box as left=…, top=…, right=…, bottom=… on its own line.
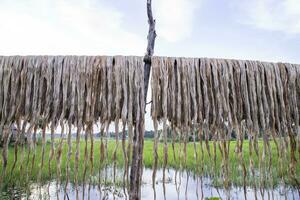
left=0, top=55, right=144, bottom=190
left=151, top=56, right=300, bottom=187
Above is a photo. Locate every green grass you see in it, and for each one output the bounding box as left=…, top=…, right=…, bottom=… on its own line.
left=0, top=139, right=299, bottom=188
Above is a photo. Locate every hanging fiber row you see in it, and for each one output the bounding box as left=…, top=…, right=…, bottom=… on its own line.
left=0, top=55, right=144, bottom=192
left=151, top=57, right=300, bottom=187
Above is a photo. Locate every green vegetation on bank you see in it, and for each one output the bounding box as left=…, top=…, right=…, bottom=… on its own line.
left=0, top=139, right=299, bottom=188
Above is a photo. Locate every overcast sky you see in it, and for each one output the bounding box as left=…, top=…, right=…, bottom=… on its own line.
left=0, top=0, right=299, bottom=131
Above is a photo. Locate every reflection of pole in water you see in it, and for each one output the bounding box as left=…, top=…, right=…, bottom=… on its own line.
left=244, top=185, right=247, bottom=200
left=224, top=187, right=231, bottom=200
left=267, top=189, right=270, bottom=200
left=175, top=168, right=181, bottom=200
left=185, top=171, right=189, bottom=200
left=38, top=183, right=42, bottom=200
left=82, top=178, right=86, bottom=200
left=196, top=175, right=204, bottom=200
left=196, top=175, right=199, bottom=200
left=163, top=169, right=168, bottom=200
left=259, top=185, right=264, bottom=199
left=88, top=182, right=91, bottom=200
left=174, top=169, right=178, bottom=200
left=254, top=183, right=258, bottom=200
left=200, top=177, right=204, bottom=200
left=75, top=181, right=79, bottom=200
left=215, top=183, right=221, bottom=198
left=152, top=177, right=157, bottom=200
left=56, top=181, right=60, bottom=200
left=47, top=181, right=51, bottom=200
left=163, top=178, right=166, bottom=200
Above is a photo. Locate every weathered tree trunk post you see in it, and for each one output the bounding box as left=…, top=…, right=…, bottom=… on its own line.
left=129, top=0, right=156, bottom=199
left=143, top=0, right=156, bottom=104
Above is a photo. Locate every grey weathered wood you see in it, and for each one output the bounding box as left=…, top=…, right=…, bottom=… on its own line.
left=144, top=0, right=156, bottom=104
left=129, top=0, right=156, bottom=199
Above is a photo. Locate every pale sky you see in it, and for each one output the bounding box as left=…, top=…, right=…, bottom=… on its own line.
left=0, top=0, right=299, bottom=131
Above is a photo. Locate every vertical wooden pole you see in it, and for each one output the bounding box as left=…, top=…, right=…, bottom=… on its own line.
left=129, top=0, right=156, bottom=199
left=144, top=0, right=156, bottom=104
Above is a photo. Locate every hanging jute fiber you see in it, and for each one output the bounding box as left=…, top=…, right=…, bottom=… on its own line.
left=0, top=55, right=144, bottom=190
left=0, top=55, right=299, bottom=192
left=151, top=57, right=300, bottom=188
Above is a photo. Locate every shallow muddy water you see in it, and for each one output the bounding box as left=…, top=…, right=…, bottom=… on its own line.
left=1, top=168, right=299, bottom=200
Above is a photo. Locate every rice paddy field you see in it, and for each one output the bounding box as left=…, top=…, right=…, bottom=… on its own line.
left=1, top=139, right=299, bottom=187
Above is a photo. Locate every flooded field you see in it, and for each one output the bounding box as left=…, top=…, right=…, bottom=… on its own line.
left=1, top=168, right=299, bottom=200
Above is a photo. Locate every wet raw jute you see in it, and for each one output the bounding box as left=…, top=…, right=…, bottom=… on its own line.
left=151, top=57, right=300, bottom=188
left=0, top=56, right=144, bottom=190
left=0, top=55, right=299, bottom=190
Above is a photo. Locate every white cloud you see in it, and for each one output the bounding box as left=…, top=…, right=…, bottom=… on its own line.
left=0, top=0, right=146, bottom=55
left=154, top=0, right=201, bottom=42
left=233, top=0, right=300, bottom=35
